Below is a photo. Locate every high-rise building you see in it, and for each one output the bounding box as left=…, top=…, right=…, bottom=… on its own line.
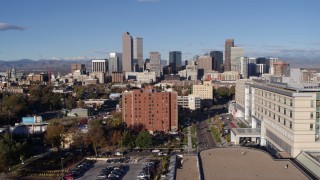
left=92, top=60, right=108, bottom=72
left=236, top=57, right=249, bottom=79
left=230, top=47, right=244, bottom=71
left=196, top=56, right=214, bottom=79
left=248, top=58, right=257, bottom=77
left=224, top=39, right=234, bottom=71
left=149, top=52, right=161, bottom=78
left=122, top=88, right=178, bottom=132
left=256, top=64, right=267, bottom=76
left=256, top=57, right=271, bottom=73
left=269, top=58, right=279, bottom=75
left=210, top=51, right=223, bottom=72
left=71, top=64, right=86, bottom=74
left=122, top=32, right=133, bottom=72
left=109, top=52, right=122, bottom=73
left=273, top=61, right=290, bottom=77
left=133, top=37, right=143, bottom=72
left=169, top=51, right=182, bottom=74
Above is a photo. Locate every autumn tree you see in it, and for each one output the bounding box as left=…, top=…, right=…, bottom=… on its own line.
left=86, top=122, right=107, bottom=157
left=45, top=122, right=65, bottom=150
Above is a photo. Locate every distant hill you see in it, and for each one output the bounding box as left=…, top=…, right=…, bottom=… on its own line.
left=0, top=59, right=92, bottom=74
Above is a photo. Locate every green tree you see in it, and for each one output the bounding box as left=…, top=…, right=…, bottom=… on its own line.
left=135, top=131, right=152, bottom=148
left=216, top=87, right=230, bottom=97
left=121, top=130, right=135, bottom=147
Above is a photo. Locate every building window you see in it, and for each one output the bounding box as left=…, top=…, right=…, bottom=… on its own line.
left=278, top=116, right=280, bottom=123
left=284, top=98, right=286, bottom=105
left=290, top=111, right=292, bottom=118
left=273, top=114, right=275, bottom=119
left=317, top=112, right=319, bottom=118
left=284, top=119, right=286, bottom=126
left=290, top=122, right=292, bottom=129
left=278, top=106, right=280, bottom=112
left=311, top=100, right=314, bottom=107
left=290, top=99, right=293, bottom=107
left=284, top=108, right=286, bottom=115
left=310, top=123, right=314, bottom=130
left=311, top=112, right=314, bottom=119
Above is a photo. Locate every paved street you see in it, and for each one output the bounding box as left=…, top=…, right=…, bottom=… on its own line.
left=196, top=120, right=216, bottom=150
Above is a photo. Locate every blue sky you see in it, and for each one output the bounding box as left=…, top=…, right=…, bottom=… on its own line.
left=0, top=0, right=319, bottom=64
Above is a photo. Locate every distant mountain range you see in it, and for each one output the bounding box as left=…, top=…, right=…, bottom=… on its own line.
left=1, top=58, right=318, bottom=75
left=0, top=59, right=93, bottom=74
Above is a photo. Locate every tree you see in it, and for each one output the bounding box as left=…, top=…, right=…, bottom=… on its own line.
left=45, top=123, right=65, bottom=150
left=121, top=130, right=135, bottom=148
left=135, top=131, right=152, bottom=148
left=229, top=86, right=235, bottom=99
left=216, top=87, right=230, bottom=97
left=111, top=130, right=122, bottom=149
left=86, top=123, right=107, bottom=157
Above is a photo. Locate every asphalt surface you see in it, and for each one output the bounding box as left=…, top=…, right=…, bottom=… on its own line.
left=77, top=161, right=144, bottom=180
left=196, top=120, right=216, bottom=150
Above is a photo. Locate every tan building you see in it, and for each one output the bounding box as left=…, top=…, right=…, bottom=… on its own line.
left=234, top=79, right=320, bottom=157
left=273, top=61, right=290, bottom=76
left=112, top=72, right=124, bottom=83
left=122, top=32, right=133, bottom=72
left=192, top=81, right=213, bottom=106
left=196, top=56, right=213, bottom=75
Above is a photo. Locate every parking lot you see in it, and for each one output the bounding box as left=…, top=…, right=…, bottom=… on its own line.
left=77, top=158, right=150, bottom=180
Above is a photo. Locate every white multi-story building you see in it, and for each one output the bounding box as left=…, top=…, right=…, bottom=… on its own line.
left=235, top=57, right=249, bottom=79
left=178, top=95, right=201, bottom=110
left=234, top=79, right=320, bottom=158
left=124, top=71, right=156, bottom=83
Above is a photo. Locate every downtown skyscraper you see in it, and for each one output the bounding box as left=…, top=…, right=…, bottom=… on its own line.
left=224, top=39, right=234, bottom=72
left=169, top=51, right=182, bottom=74
left=122, top=32, right=133, bottom=72
left=149, top=52, right=161, bottom=78
left=133, top=37, right=144, bottom=72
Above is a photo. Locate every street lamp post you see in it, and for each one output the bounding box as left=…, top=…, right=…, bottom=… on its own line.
left=61, top=158, right=64, bottom=171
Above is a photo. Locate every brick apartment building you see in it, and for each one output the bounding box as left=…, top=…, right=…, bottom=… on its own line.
left=122, top=88, right=178, bottom=132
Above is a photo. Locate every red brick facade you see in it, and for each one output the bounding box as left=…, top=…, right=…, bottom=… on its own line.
left=122, top=88, right=178, bottom=132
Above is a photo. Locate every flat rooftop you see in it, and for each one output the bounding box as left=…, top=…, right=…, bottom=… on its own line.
left=176, top=155, right=199, bottom=180
left=200, top=148, right=308, bottom=180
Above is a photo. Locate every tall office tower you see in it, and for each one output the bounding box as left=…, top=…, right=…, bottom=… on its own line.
left=230, top=47, right=244, bottom=71
left=196, top=56, right=214, bottom=79
left=122, top=88, right=178, bottom=132
left=92, top=60, right=108, bottom=72
left=149, top=52, right=161, bottom=78
left=269, top=57, right=279, bottom=75
left=235, top=57, right=249, bottom=79
left=133, top=37, right=143, bottom=72
left=169, top=51, right=182, bottom=74
left=210, top=51, right=223, bottom=72
left=248, top=58, right=257, bottom=77
left=256, top=57, right=270, bottom=73
left=108, top=52, right=122, bottom=73
left=122, top=32, right=133, bottom=72
left=224, top=39, right=234, bottom=71
left=256, top=64, right=267, bottom=76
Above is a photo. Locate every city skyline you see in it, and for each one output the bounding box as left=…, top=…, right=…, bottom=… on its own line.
left=0, top=0, right=320, bottom=65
